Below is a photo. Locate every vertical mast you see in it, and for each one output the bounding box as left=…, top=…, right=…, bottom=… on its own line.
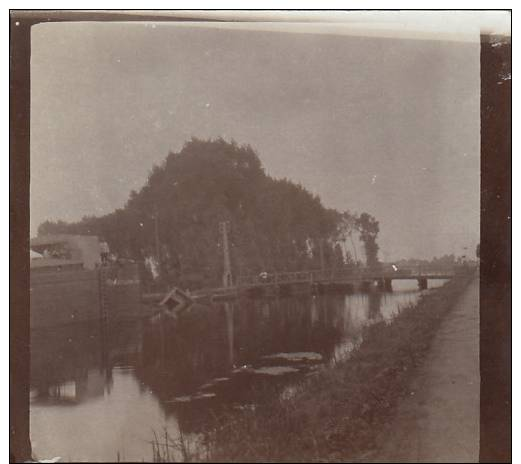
left=219, top=221, right=233, bottom=287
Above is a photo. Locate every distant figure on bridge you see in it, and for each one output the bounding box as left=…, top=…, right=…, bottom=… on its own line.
left=99, top=239, right=110, bottom=266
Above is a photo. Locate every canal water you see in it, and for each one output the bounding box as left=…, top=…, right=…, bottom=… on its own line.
left=30, top=279, right=447, bottom=462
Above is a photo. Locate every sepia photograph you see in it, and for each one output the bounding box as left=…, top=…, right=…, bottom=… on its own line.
left=10, top=9, right=511, bottom=463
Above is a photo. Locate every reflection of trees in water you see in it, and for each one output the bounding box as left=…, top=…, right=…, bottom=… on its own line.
left=30, top=320, right=142, bottom=402
left=368, top=291, right=383, bottom=321
left=30, top=322, right=103, bottom=400
left=230, top=295, right=344, bottom=366
left=29, top=292, right=394, bottom=442
left=137, top=295, right=348, bottom=402
left=137, top=290, right=415, bottom=412
left=136, top=295, right=353, bottom=435
left=30, top=292, right=386, bottom=405
left=311, top=295, right=346, bottom=362
left=137, top=305, right=231, bottom=402
left=339, top=291, right=384, bottom=335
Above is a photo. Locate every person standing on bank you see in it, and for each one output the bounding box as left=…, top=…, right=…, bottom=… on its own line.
left=100, top=238, right=110, bottom=266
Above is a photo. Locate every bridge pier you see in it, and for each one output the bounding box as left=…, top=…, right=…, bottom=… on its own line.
left=376, top=278, right=393, bottom=292
left=418, top=277, right=428, bottom=290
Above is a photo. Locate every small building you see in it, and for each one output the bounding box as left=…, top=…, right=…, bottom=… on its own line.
left=30, top=234, right=102, bottom=270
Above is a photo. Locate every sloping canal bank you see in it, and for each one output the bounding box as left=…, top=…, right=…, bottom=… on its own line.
left=192, top=272, right=476, bottom=462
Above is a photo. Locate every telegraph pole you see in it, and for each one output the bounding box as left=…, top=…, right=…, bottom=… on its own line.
left=219, top=221, right=233, bottom=287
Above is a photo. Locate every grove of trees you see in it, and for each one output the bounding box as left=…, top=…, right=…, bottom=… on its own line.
left=38, top=138, right=380, bottom=289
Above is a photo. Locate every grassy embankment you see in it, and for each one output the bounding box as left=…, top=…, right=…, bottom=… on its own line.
left=156, top=272, right=475, bottom=462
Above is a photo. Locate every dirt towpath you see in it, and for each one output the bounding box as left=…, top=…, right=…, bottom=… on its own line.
left=372, top=277, right=480, bottom=463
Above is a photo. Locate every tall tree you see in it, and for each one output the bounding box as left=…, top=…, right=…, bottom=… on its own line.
left=356, top=212, right=380, bottom=267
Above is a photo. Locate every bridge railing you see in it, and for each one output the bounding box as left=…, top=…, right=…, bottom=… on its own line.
left=235, top=264, right=457, bottom=287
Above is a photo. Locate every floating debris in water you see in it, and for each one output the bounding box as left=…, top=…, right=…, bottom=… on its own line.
left=199, top=382, right=215, bottom=390
left=166, top=391, right=217, bottom=403
left=167, top=395, right=192, bottom=403
left=261, top=352, right=323, bottom=362
left=198, top=377, right=230, bottom=392
left=192, top=392, right=217, bottom=400
left=232, top=403, right=256, bottom=411
left=251, top=366, right=300, bottom=376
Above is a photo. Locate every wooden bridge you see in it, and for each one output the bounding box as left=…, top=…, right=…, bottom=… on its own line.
left=142, top=221, right=469, bottom=308
left=143, top=264, right=470, bottom=310
left=185, top=264, right=462, bottom=302
left=234, top=264, right=455, bottom=287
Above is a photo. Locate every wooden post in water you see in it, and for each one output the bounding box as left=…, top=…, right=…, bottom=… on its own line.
left=224, top=303, right=234, bottom=368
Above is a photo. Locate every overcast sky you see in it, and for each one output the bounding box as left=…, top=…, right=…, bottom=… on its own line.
left=30, top=21, right=480, bottom=261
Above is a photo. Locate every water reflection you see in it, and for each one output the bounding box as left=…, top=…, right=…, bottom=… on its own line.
left=30, top=279, right=446, bottom=462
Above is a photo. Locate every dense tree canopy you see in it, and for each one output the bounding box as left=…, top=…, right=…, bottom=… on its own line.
left=38, top=138, right=380, bottom=288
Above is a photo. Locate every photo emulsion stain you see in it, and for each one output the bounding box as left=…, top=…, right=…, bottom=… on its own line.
left=12, top=10, right=510, bottom=463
